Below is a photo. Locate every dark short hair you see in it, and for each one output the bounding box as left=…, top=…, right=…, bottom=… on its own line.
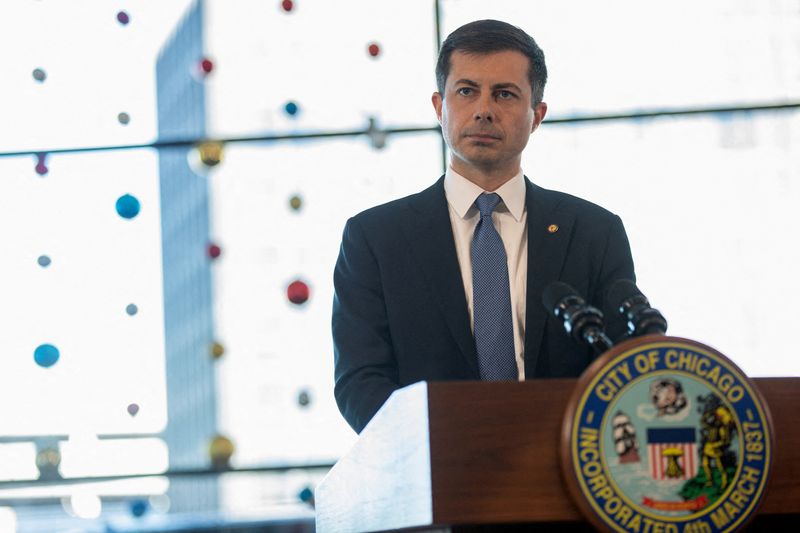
left=435, top=19, right=547, bottom=105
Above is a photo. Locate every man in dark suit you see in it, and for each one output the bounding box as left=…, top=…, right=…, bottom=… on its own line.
left=332, top=20, right=635, bottom=433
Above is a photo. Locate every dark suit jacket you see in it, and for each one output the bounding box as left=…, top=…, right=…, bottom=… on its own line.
left=332, top=176, right=635, bottom=433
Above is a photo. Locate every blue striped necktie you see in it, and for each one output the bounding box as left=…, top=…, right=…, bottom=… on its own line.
left=471, top=193, right=517, bottom=381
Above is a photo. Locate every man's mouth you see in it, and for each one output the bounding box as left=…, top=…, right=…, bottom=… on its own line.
left=466, top=133, right=501, bottom=141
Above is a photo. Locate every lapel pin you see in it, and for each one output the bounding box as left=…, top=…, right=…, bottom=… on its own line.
left=547, top=224, right=559, bottom=233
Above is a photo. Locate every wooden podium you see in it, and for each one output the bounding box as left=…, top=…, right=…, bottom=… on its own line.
left=316, top=378, right=799, bottom=532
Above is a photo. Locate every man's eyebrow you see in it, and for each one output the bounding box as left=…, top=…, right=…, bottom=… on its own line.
left=452, top=79, right=523, bottom=92
left=491, top=82, right=523, bottom=92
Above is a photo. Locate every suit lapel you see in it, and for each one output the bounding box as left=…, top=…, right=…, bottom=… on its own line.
left=402, top=177, right=479, bottom=377
left=523, top=179, right=574, bottom=377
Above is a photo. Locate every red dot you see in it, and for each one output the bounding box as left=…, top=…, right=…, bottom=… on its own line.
left=200, top=58, right=214, bottom=75
left=287, top=280, right=310, bottom=305
left=208, top=243, right=222, bottom=259
left=281, top=0, right=294, bottom=12
left=368, top=42, right=381, bottom=58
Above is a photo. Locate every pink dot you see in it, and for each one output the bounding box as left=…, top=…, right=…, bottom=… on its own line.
left=35, top=153, right=48, bottom=176
left=281, top=0, right=294, bottom=12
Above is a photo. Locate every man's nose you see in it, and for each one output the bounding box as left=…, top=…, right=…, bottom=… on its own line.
left=473, top=94, right=495, bottom=121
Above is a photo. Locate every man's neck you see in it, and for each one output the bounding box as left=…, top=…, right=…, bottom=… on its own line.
left=451, top=163, right=520, bottom=192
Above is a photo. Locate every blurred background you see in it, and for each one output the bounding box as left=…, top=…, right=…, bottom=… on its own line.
left=0, top=0, right=798, bottom=531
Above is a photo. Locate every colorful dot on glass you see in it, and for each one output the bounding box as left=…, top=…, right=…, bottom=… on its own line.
left=127, top=403, right=140, bottom=416
left=38, top=255, right=51, bottom=268
left=199, top=58, right=214, bottom=75
left=208, top=243, right=222, bottom=259
left=367, top=117, right=387, bottom=149
left=116, top=194, right=141, bottom=219
left=32, top=68, right=46, bottom=82
left=126, top=303, right=138, bottom=316
left=298, top=486, right=314, bottom=503
left=287, top=280, right=310, bottom=305
left=367, top=42, right=381, bottom=58
left=34, top=343, right=60, bottom=368
left=36, top=447, right=61, bottom=479
left=116, top=11, right=130, bottom=25
left=284, top=101, right=299, bottom=116
left=281, top=0, right=294, bottom=12
left=148, top=494, right=170, bottom=514
left=35, top=153, right=48, bottom=176
left=118, top=112, right=130, bottom=125
left=211, top=342, right=225, bottom=359
left=297, top=389, right=311, bottom=407
left=130, top=499, right=147, bottom=518
left=289, top=194, right=303, bottom=211
left=196, top=141, right=224, bottom=167
left=209, top=434, right=235, bottom=470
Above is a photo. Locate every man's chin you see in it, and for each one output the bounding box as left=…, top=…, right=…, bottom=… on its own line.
left=459, top=151, right=500, bottom=168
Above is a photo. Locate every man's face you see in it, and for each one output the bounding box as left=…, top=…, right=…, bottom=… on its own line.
left=432, top=50, right=547, bottom=182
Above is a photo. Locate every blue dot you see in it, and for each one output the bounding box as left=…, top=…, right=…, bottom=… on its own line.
left=116, top=194, right=141, bottom=219
left=284, top=101, right=299, bottom=116
left=38, top=255, right=51, bottom=267
left=126, top=304, right=138, bottom=316
left=298, top=487, right=313, bottom=503
left=34, top=344, right=60, bottom=368
left=130, top=499, right=147, bottom=518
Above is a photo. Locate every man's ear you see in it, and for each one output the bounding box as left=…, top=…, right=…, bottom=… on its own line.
left=432, top=92, right=443, bottom=124
left=531, top=101, right=548, bottom=132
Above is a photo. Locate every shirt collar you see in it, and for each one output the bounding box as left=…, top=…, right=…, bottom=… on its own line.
left=444, top=166, right=526, bottom=222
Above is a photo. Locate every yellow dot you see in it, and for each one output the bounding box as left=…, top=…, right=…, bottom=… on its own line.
left=547, top=224, right=559, bottom=233
left=197, top=141, right=224, bottom=167
left=209, top=434, right=235, bottom=470
left=289, top=195, right=303, bottom=211
left=211, top=342, right=225, bottom=359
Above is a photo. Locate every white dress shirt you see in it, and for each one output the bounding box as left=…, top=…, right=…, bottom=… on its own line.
left=443, top=167, right=528, bottom=380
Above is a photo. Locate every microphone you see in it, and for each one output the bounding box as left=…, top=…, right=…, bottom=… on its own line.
left=542, top=281, right=613, bottom=355
left=607, top=279, right=668, bottom=337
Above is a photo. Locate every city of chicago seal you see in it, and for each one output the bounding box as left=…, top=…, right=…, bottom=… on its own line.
left=561, top=336, right=773, bottom=533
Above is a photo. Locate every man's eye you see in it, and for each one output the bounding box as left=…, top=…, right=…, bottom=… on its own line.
left=497, top=90, right=515, bottom=99
left=456, top=87, right=473, bottom=96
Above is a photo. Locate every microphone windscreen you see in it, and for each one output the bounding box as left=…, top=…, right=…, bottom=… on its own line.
left=606, top=279, right=643, bottom=308
left=542, top=281, right=579, bottom=313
